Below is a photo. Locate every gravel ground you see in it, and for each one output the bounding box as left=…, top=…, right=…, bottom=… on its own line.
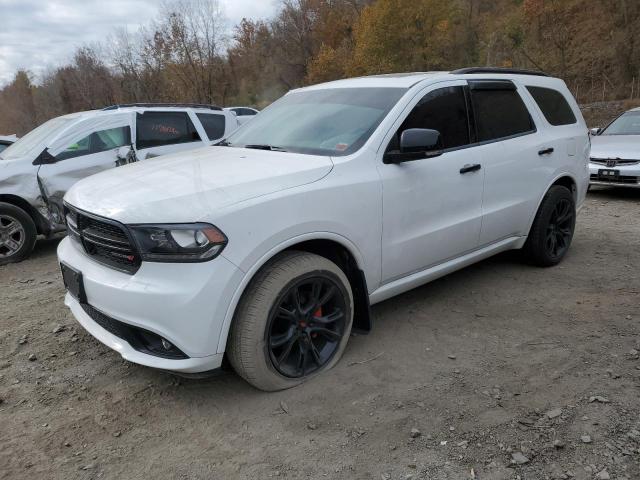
left=1, top=187, right=639, bottom=480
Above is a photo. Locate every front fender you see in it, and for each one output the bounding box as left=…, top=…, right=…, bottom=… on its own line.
left=0, top=164, right=57, bottom=233
left=215, top=231, right=366, bottom=354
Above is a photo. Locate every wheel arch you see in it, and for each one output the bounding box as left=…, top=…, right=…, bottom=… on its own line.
left=550, top=175, right=578, bottom=201
left=0, top=194, right=49, bottom=235
left=280, top=239, right=372, bottom=335
left=217, top=233, right=372, bottom=354
left=524, top=173, right=578, bottom=239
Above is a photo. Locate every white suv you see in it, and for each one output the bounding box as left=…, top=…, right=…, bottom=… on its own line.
left=57, top=69, right=589, bottom=391
left=0, top=104, right=239, bottom=264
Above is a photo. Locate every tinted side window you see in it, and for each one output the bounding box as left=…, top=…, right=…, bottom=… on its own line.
left=526, top=86, right=576, bottom=126
left=196, top=113, right=226, bottom=140
left=389, top=86, right=470, bottom=152
left=240, top=108, right=257, bottom=116
left=136, top=112, right=201, bottom=149
left=57, top=126, right=130, bottom=161
left=470, top=88, right=535, bottom=142
left=94, top=126, right=131, bottom=151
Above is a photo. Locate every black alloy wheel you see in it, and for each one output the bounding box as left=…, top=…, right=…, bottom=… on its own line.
left=545, top=197, right=574, bottom=260
left=523, top=185, right=576, bottom=267
left=267, top=276, right=347, bottom=378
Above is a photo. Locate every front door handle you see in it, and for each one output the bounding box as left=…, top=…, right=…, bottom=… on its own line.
left=460, top=163, right=482, bottom=174
left=538, top=147, right=554, bottom=156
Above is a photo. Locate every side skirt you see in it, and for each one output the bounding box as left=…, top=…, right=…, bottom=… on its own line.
left=368, top=236, right=524, bottom=305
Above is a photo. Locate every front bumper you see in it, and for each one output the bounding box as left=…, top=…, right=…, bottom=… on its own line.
left=589, top=162, right=640, bottom=188
left=57, top=236, right=244, bottom=373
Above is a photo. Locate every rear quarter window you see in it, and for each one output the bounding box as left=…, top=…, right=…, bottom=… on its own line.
left=196, top=113, right=226, bottom=140
left=470, top=86, right=535, bottom=142
left=136, top=112, right=201, bottom=149
left=526, top=86, right=577, bottom=126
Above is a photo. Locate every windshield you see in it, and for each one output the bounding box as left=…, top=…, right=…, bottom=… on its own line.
left=601, top=111, right=640, bottom=135
left=225, top=87, right=407, bottom=156
left=0, top=116, right=73, bottom=160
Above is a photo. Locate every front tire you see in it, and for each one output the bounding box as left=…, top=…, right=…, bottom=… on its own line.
left=227, top=251, right=354, bottom=391
left=523, top=185, right=576, bottom=267
left=0, top=202, right=37, bottom=266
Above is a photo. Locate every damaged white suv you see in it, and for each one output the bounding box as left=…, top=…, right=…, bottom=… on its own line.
left=0, top=104, right=239, bottom=264
left=58, top=69, right=589, bottom=391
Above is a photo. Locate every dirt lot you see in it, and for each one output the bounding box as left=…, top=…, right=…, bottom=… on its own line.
left=1, top=188, right=639, bottom=480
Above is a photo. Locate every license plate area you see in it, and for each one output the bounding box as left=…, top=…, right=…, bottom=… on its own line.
left=60, top=263, right=86, bottom=304
left=598, top=169, right=620, bottom=180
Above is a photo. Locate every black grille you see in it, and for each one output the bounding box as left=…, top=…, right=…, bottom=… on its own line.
left=81, top=304, right=188, bottom=359
left=65, top=204, right=141, bottom=274
left=590, top=174, right=639, bottom=185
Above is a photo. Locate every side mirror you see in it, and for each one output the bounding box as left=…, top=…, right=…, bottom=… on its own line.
left=116, top=146, right=130, bottom=160
left=384, top=128, right=442, bottom=164
left=115, top=145, right=139, bottom=167
left=590, top=127, right=602, bottom=136
left=400, top=128, right=441, bottom=153
left=32, top=148, right=57, bottom=166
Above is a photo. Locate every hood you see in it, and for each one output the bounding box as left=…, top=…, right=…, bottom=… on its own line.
left=0, top=155, right=31, bottom=170
left=64, top=146, right=334, bottom=224
left=590, top=135, right=640, bottom=160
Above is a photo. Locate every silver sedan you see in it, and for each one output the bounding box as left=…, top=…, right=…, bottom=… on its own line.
left=589, top=108, right=640, bottom=188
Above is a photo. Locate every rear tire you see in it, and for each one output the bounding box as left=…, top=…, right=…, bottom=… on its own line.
left=0, top=202, right=37, bottom=266
left=227, top=251, right=354, bottom=391
left=523, top=186, right=576, bottom=267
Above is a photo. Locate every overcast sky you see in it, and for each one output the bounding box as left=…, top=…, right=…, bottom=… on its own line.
left=0, top=0, right=278, bottom=86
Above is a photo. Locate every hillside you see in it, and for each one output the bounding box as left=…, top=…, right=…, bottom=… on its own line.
left=0, top=0, right=639, bottom=135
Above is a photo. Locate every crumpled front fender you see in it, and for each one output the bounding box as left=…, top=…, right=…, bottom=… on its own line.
left=0, top=162, right=59, bottom=233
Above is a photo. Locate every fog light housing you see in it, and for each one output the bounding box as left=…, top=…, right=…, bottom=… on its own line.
left=81, top=304, right=188, bottom=360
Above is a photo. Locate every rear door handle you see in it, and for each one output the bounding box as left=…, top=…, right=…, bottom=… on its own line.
left=460, top=163, right=482, bottom=174
left=538, top=147, right=554, bottom=156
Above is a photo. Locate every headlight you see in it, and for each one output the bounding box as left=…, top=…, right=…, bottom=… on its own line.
left=129, top=223, right=227, bottom=262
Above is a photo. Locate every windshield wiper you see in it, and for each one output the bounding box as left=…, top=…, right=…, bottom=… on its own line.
left=215, top=139, right=231, bottom=146
left=244, top=144, right=288, bottom=152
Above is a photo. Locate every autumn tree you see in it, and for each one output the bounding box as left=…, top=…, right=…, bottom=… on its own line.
left=305, top=0, right=370, bottom=84
left=348, top=0, right=468, bottom=75
left=227, top=19, right=286, bottom=106
left=0, top=71, right=37, bottom=135
left=2, top=0, right=640, bottom=136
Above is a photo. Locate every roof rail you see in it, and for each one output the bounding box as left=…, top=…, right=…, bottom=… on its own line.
left=101, top=103, right=223, bottom=111
left=451, top=67, right=549, bottom=77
